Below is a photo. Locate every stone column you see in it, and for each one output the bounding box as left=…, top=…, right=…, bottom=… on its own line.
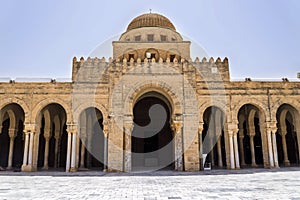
left=210, top=136, right=215, bottom=167
left=281, top=131, right=290, bottom=166
left=103, top=126, right=108, bottom=171
left=233, top=133, right=240, bottom=169
left=22, top=131, right=30, bottom=166
left=272, top=131, right=279, bottom=168
left=21, top=124, right=37, bottom=172
left=70, top=132, right=77, bottom=172
left=28, top=131, right=34, bottom=166
left=65, top=131, right=72, bottom=172
left=75, top=133, right=80, bottom=169
left=54, top=132, right=60, bottom=168
left=198, top=124, right=204, bottom=171
left=172, top=121, right=183, bottom=171
left=7, top=129, right=17, bottom=170
left=228, top=131, right=235, bottom=169
left=79, top=136, right=86, bottom=169
left=267, top=129, right=274, bottom=168
left=42, top=129, right=51, bottom=170
left=123, top=123, right=133, bottom=172
left=42, top=136, right=50, bottom=170
left=217, top=139, right=223, bottom=167
left=249, top=135, right=257, bottom=167
left=238, top=129, right=246, bottom=166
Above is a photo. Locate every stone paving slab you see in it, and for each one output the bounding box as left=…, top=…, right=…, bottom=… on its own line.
left=0, top=168, right=300, bottom=199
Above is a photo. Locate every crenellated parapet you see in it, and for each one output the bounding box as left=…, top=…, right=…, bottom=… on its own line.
left=72, top=56, right=230, bottom=83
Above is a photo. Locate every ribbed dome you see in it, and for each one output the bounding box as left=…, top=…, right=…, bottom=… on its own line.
left=127, top=13, right=176, bottom=31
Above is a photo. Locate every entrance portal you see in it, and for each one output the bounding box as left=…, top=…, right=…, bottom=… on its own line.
left=132, top=94, right=174, bottom=171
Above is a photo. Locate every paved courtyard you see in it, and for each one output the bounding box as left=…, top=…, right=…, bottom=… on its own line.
left=0, top=168, right=300, bottom=199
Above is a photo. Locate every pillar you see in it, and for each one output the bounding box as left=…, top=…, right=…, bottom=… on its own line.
left=198, top=125, right=204, bottom=171
left=7, top=129, right=16, bottom=170
left=22, top=131, right=30, bottom=166
left=54, top=132, right=60, bottom=168
left=217, top=139, right=223, bottom=167
left=28, top=131, right=34, bottom=166
left=103, top=128, right=108, bottom=171
left=272, top=131, right=279, bottom=168
left=281, top=131, right=290, bottom=166
left=267, top=129, right=274, bottom=168
left=233, top=133, right=240, bottom=169
left=42, top=129, right=51, bottom=170
left=172, top=121, right=183, bottom=171
left=75, top=133, right=80, bottom=169
left=42, top=136, right=50, bottom=170
left=123, top=124, right=132, bottom=172
left=238, top=129, right=246, bottom=166
left=210, top=135, right=215, bottom=167
left=249, top=135, right=257, bottom=167
left=79, top=136, right=86, bottom=169
left=70, top=132, right=77, bottom=172
left=229, top=132, right=235, bottom=169
left=65, top=131, right=72, bottom=172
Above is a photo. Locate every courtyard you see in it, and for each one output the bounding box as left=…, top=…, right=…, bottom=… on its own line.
left=0, top=168, right=300, bottom=199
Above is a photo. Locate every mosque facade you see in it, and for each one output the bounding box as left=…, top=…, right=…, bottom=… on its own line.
left=0, top=13, right=300, bottom=172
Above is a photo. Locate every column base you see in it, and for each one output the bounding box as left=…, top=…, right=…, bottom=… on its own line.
left=251, top=163, right=258, bottom=167
left=284, top=161, right=290, bottom=167
left=70, top=167, right=77, bottom=172
left=42, top=166, right=49, bottom=170
left=21, top=165, right=37, bottom=172
left=6, top=166, right=13, bottom=170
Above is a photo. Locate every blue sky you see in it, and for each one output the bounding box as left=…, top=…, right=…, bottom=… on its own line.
left=0, top=0, right=299, bottom=79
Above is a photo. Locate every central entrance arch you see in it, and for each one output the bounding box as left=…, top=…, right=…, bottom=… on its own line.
left=131, top=92, right=174, bottom=171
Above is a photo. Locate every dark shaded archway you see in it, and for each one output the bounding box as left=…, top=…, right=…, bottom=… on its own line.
left=132, top=92, right=174, bottom=171
left=37, top=103, right=67, bottom=170
left=237, top=104, right=264, bottom=168
left=0, top=103, right=25, bottom=170
left=276, top=104, right=299, bottom=166
left=202, top=106, right=226, bottom=169
left=78, top=107, right=105, bottom=170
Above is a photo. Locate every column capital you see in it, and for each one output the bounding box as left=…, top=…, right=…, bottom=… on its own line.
left=66, top=123, right=78, bottom=134
left=8, top=128, right=17, bottom=138
left=171, top=121, right=182, bottom=134
left=44, top=128, right=51, bottom=138
left=23, top=123, right=36, bottom=133
left=239, top=128, right=244, bottom=138
left=103, top=125, right=109, bottom=137
left=266, top=121, right=278, bottom=134
left=198, top=122, right=204, bottom=134
left=225, top=122, right=238, bottom=136
left=54, top=130, right=60, bottom=139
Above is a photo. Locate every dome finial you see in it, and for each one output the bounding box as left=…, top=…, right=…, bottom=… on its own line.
left=149, top=9, right=152, bottom=14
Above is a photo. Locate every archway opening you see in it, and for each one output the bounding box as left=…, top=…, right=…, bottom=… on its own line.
left=276, top=104, right=299, bottom=166
left=237, top=104, right=264, bottom=168
left=202, top=106, right=226, bottom=169
left=0, top=103, right=25, bottom=170
left=37, top=103, right=67, bottom=170
left=78, top=107, right=105, bottom=170
left=132, top=92, right=174, bottom=171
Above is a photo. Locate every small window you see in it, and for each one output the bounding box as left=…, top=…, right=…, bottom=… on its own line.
left=129, top=54, right=134, bottom=60
left=147, top=34, right=154, bottom=41
left=135, top=35, right=141, bottom=42
left=170, top=55, right=176, bottom=62
left=161, top=35, right=167, bottom=42
left=151, top=53, right=156, bottom=59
